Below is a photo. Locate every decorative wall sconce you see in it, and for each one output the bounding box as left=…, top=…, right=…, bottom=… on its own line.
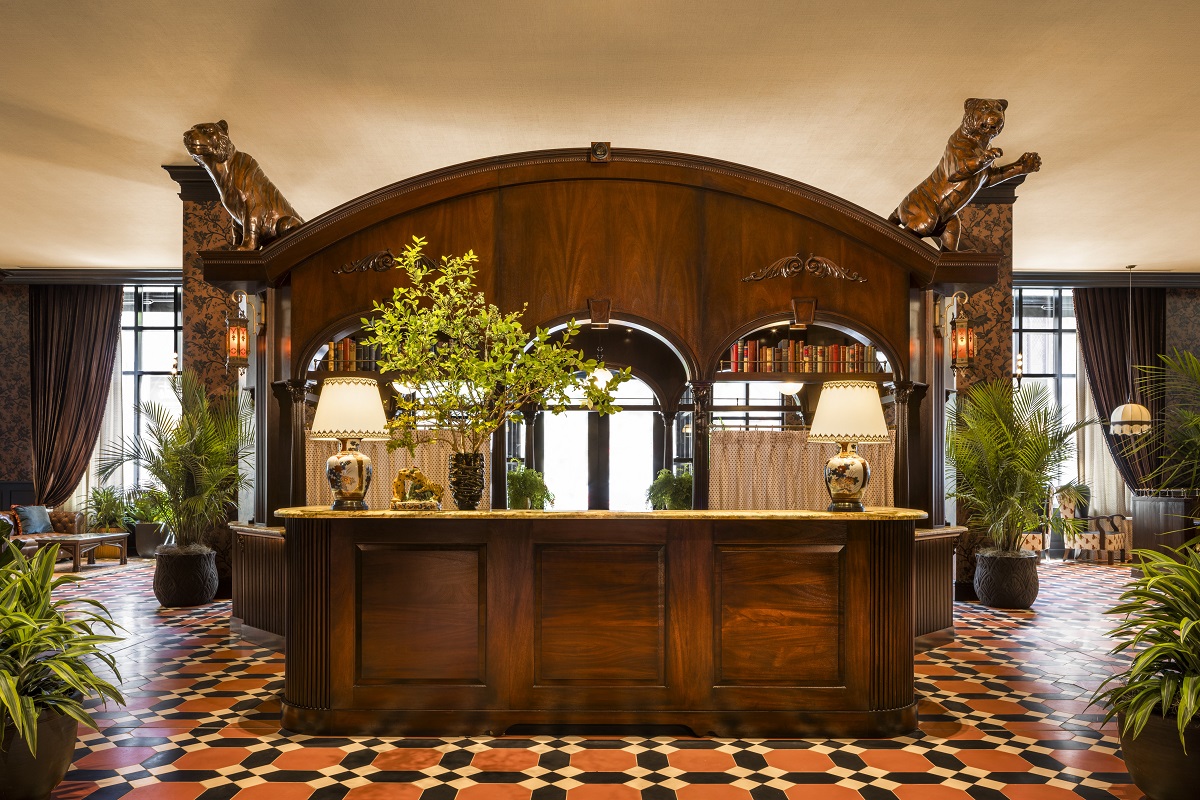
left=226, top=290, right=264, bottom=375
left=947, top=291, right=975, bottom=372
left=1014, top=351, right=1024, bottom=387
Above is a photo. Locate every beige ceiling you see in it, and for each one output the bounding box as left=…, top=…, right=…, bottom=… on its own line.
left=1, top=0, right=1197, bottom=272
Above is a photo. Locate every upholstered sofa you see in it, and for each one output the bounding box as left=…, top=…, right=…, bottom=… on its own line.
left=0, top=507, right=87, bottom=558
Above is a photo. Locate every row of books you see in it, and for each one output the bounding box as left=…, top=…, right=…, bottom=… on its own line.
left=723, top=340, right=883, bottom=374
left=321, top=337, right=381, bottom=372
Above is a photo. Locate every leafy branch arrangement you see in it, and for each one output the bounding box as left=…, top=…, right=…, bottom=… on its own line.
left=945, top=380, right=1090, bottom=553
left=506, top=463, right=555, bottom=510
left=1131, top=348, right=1200, bottom=490
left=0, top=542, right=124, bottom=756
left=363, top=236, right=629, bottom=455
left=647, top=469, right=694, bottom=511
left=100, top=369, right=253, bottom=552
left=1094, top=541, right=1200, bottom=749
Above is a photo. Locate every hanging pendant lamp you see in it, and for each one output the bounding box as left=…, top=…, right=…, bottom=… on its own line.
left=1110, top=264, right=1152, bottom=436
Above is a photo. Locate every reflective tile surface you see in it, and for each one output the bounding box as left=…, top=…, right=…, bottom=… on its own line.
left=52, top=559, right=1143, bottom=799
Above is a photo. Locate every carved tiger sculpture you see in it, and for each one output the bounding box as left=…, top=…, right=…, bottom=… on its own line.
left=183, top=120, right=304, bottom=250
left=889, top=99, right=1041, bottom=251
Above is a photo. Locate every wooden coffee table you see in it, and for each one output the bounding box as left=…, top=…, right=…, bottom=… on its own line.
left=33, top=532, right=129, bottom=572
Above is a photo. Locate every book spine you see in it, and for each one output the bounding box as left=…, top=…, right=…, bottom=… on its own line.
left=730, top=342, right=739, bottom=373
left=748, top=339, right=758, bottom=373
left=327, top=340, right=336, bottom=371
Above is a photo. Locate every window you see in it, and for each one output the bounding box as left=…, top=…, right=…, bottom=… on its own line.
left=120, top=286, right=183, bottom=485
left=1012, top=286, right=1078, bottom=482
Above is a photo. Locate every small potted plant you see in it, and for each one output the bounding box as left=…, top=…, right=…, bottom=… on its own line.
left=1093, top=540, right=1200, bottom=800
left=125, top=491, right=168, bottom=558
left=646, top=469, right=694, bottom=510
left=506, top=462, right=554, bottom=510
left=84, top=485, right=128, bottom=532
left=0, top=541, right=125, bottom=800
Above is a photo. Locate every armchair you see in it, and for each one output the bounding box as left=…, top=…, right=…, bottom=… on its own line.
left=1057, top=490, right=1130, bottom=564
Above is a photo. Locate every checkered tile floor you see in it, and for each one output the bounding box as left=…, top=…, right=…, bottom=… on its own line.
left=51, top=559, right=1144, bottom=799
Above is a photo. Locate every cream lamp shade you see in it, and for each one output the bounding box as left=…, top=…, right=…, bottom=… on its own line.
left=1110, top=401, right=1152, bottom=436
left=808, top=381, right=889, bottom=443
left=311, top=377, right=390, bottom=441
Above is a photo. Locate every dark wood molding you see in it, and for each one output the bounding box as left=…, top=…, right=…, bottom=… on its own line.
left=0, top=268, right=181, bottom=285
left=742, top=254, right=866, bottom=284
left=1013, top=271, right=1200, bottom=288
left=163, top=164, right=221, bottom=202
left=925, top=251, right=1002, bottom=292
left=970, top=174, right=1026, bottom=205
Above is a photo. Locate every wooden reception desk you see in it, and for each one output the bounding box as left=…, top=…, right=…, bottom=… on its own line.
left=275, top=506, right=926, bottom=738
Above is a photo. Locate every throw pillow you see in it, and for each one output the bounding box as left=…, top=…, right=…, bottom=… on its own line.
left=13, top=505, right=54, bottom=534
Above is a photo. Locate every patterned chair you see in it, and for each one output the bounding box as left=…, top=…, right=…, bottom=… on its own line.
left=1058, top=492, right=1130, bottom=563
left=1019, top=531, right=1047, bottom=560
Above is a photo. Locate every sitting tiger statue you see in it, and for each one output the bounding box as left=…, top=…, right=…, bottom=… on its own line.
left=183, top=120, right=304, bottom=250
left=391, top=467, right=445, bottom=509
left=889, top=98, right=1041, bottom=251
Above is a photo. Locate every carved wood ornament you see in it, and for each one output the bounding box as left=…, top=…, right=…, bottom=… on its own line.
left=742, top=254, right=866, bottom=283
left=332, top=249, right=437, bottom=275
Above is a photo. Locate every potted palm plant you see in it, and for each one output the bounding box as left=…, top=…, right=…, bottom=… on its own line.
left=99, top=369, right=253, bottom=607
left=506, top=463, right=554, bottom=510
left=945, top=380, right=1090, bottom=608
left=646, top=469, right=694, bottom=510
left=364, top=236, right=629, bottom=510
left=1093, top=540, right=1200, bottom=800
left=0, top=541, right=125, bottom=800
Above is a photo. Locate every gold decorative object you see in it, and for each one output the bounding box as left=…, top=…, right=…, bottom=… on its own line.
left=390, top=467, right=444, bottom=511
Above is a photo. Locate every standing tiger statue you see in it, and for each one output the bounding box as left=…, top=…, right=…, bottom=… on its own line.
left=889, top=98, right=1041, bottom=251
left=183, top=120, right=304, bottom=250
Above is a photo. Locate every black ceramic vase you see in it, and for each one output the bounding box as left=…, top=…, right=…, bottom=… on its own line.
left=449, top=451, right=485, bottom=510
left=973, top=550, right=1039, bottom=609
left=153, top=549, right=219, bottom=607
left=1119, top=711, right=1200, bottom=800
left=0, top=706, right=78, bottom=800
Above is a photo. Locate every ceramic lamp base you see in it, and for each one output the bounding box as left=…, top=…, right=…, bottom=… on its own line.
left=824, top=441, right=870, bottom=513
left=327, top=438, right=373, bottom=511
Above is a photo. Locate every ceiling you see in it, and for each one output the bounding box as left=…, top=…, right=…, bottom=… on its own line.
left=2, top=1, right=1197, bottom=273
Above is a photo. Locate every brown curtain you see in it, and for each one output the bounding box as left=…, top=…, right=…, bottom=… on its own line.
left=1074, top=287, right=1164, bottom=492
left=29, top=285, right=123, bottom=507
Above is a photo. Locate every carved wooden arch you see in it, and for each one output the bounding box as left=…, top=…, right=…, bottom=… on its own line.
left=201, top=146, right=942, bottom=394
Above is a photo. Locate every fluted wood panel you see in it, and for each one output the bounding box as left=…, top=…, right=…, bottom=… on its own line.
left=232, top=529, right=285, bottom=637
left=914, top=534, right=955, bottom=638
left=867, top=521, right=914, bottom=710
left=285, top=518, right=331, bottom=709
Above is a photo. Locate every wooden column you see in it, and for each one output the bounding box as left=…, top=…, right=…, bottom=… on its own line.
left=690, top=381, right=712, bottom=510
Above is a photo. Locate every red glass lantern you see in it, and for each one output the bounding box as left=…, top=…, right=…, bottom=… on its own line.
left=226, top=291, right=250, bottom=374
left=949, top=291, right=975, bottom=372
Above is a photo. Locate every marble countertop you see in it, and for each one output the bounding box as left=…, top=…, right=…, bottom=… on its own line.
left=229, top=521, right=286, bottom=534
left=274, top=506, right=928, bottom=521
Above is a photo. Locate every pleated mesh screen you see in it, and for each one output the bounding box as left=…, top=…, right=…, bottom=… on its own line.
left=305, top=433, right=492, bottom=511
left=708, top=428, right=895, bottom=510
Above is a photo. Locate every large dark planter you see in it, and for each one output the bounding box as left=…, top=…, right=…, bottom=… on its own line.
left=449, top=452, right=485, bottom=511
left=153, top=549, right=218, bottom=607
left=0, top=706, right=77, bottom=800
left=954, top=529, right=989, bottom=601
left=134, top=522, right=167, bottom=558
left=1119, top=711, right=1200, bottom=800
left=973, top=550, right=1039, bottom=609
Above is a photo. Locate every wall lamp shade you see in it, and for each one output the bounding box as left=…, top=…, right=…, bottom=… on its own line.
left=1111, top=402, right=1152, bottom=436
left=311, top=377, right=390, bottom=510
left=226, top=312, right=249, bottom=373
left=808, top=380, right=889, bottom=512
left=948, top=292, right=975, bottom=372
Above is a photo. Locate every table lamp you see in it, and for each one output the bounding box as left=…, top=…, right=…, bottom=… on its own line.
left=808, top=380, right=890, bottom=512
left=310, top=377, right=390, bottom=510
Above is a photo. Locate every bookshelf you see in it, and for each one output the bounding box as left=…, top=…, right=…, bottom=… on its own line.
left=308, top=333, right=381, bottom=375
left=717, top=325, right=892, bottom=381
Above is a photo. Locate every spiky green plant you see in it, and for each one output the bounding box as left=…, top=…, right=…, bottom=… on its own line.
left=84, top=485, right=128, bottom=530
left=1093, top=540, right=1200, bottom=750
left=362, top=236, right=629, bottom=457
left=98, top=369, right=253, bottom=552
left=0, top=541, right=124, bottom=756
left=945, top=380, right=1092, bottom=553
